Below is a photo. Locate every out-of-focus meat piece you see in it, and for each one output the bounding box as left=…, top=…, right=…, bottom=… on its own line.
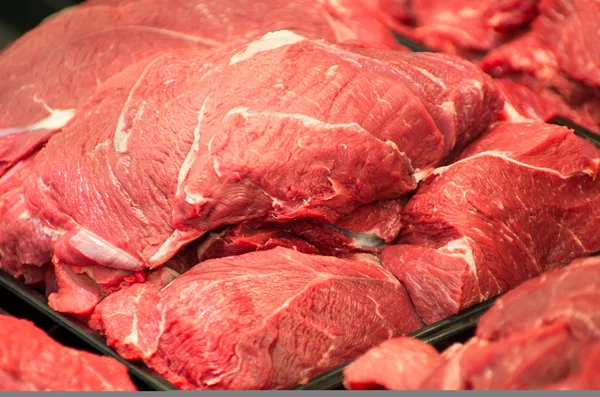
left=481, top=0, right=600, bottom=133
left=423, top=256, right=600, bottom=390
left=340, top=257, right=600, bottom=390
left=343, top=337, right=442, bottom=390
left=407, top=0, right=539, bottom=56
left=422, top=323, right=579, bottom=389
left=0, top=315, right=136, bottom=391
left=536, top=0, right=600, bottom=89
left=476, top=256, right=600, bottom=341
left=494, top=79, right=600, bottom=132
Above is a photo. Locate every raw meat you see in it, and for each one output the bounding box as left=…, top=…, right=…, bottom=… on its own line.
left=197, top=199, right=405, bottom=261
left=382, top=122, right=600, bottom=323
left=495, top=79, right=600, bottom=131
left=0, top=0, right=404, bottom=177
left=1, top=32, right=501, bottom=315
left=343, top=337, right=441, bottom=390
left=90, top=247, right=425, bottom=390
left=397, top=0, right=539, bottom=57
left=482, top=0, right=600, bottom=133
left=341, top=256, right=600, bottom=390
left=0, top=314, right=136, bottom=391
left=423, top=256, right=600, bottom=390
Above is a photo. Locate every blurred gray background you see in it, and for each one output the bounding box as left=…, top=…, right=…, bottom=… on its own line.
left=0, top=17, right=20, bottom=49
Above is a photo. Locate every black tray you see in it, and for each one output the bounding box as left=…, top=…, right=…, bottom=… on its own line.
left=0, top=269, right=177, bottom=391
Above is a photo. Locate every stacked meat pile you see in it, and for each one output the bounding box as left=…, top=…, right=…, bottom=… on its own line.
left=0, top=314, right=136, bottom=391
left=344, top=255, right=600, bottom=390
left=380, top=0, right=600, bottom=133
left=0, top=0, right=599, bottom=391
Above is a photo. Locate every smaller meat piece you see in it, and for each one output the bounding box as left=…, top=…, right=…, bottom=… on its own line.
left=91, top=247, right=425, bottom=390
left=423, top=256, right=600, bottom=390
left=495, top=79, right=600, bottom=132
left=392, top=0, right=539, bottom=58
left=341, top=256, right=600, bottom=390
left=482, top=0, right=600, bottom=133
left=343, top=337, right=441, bottom=390
left=383, top=122, right=600, bottom=323
left=0, top=314, right=136, bottom=391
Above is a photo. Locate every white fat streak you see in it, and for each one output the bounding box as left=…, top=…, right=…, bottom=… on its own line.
left=0, top=96, right=75, bottom=137
left=321, top=9, right=357, bottom=42
left=457, top=7, right=479, bottom=17
left=68, top=228, right=143, bottom=270
left=213, top=157, right=222, bottom=177
left=113, top=56, right=164, bottom=154
left=185, top=192, right=206, bottom=205
left=502, top=101, right=534, bottom=122
left=441, top=236, right=477, bottom=277
left=29, top=216, right=66, bottom=240
left=414, top=67, right=447, bottom=89
left=412, top=168, right=431, bottom=183
left=122, top=311, right=139, bottom=347
left=223, top=107, right=370, bottom=135
left=441, top=101, right=456, bottom=116
left=177, top=95, right=210, bottom=202
left=149, top=229, right=197, bottom=265
left=229, top=30, right=306, bottom=65
left=18, top=209, right=31, bottom=220
left=432, top=150, right=596, bottom=179
left=325, top=65, right=339, bottom=77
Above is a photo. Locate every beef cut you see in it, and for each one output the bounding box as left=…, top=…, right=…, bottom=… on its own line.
left=426, top=255, right=600, bottom=389
left=90, top=247, right=424, bottom=390
left=343, top=255, right=600, bottom=390
left=0, top=0, right=404, bottom=178
left=382, top=122, right=600, bottom=323
left=382, top=0, right=539, bottom=57
left=343, top=337, right=441, bottom=390
left=0, top=31, right=501, bottom=316
left=481, top=0, right=600, bottom=133
left=197, top=199, right=405, bottom=261
left=494, top=79, right=600, bottom=131
left=0, top=314, right=136, bottom=391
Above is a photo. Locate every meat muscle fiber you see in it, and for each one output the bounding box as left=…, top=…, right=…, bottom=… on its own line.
left=382, top=122, right=600, bottom=323
left=0, top=0, right=404, bottom=176
left=0, top=31, right=501, bottom=316
left=342, top=256, right=600, bottom=390
left=0, top=314, right=136, bottom=391
left=90, top=247, right=425, bottom=390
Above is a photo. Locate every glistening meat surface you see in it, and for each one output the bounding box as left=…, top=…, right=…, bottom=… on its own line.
left=426, top=256, right=600, bottom=390
left=343, top=337, right=442, bottom=390
left=382, top=122, right=600, bottom=323
left=90, top=247, right=424, bottom=390
left=0, top=314, right=136, bottom=391
left=0, top=31, right=501, bottom=316
left=0, top=0, right=404, bottom=176
left=343, top=256, right=600, bottom=390
left=481, top=0, right=600, bottom=133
